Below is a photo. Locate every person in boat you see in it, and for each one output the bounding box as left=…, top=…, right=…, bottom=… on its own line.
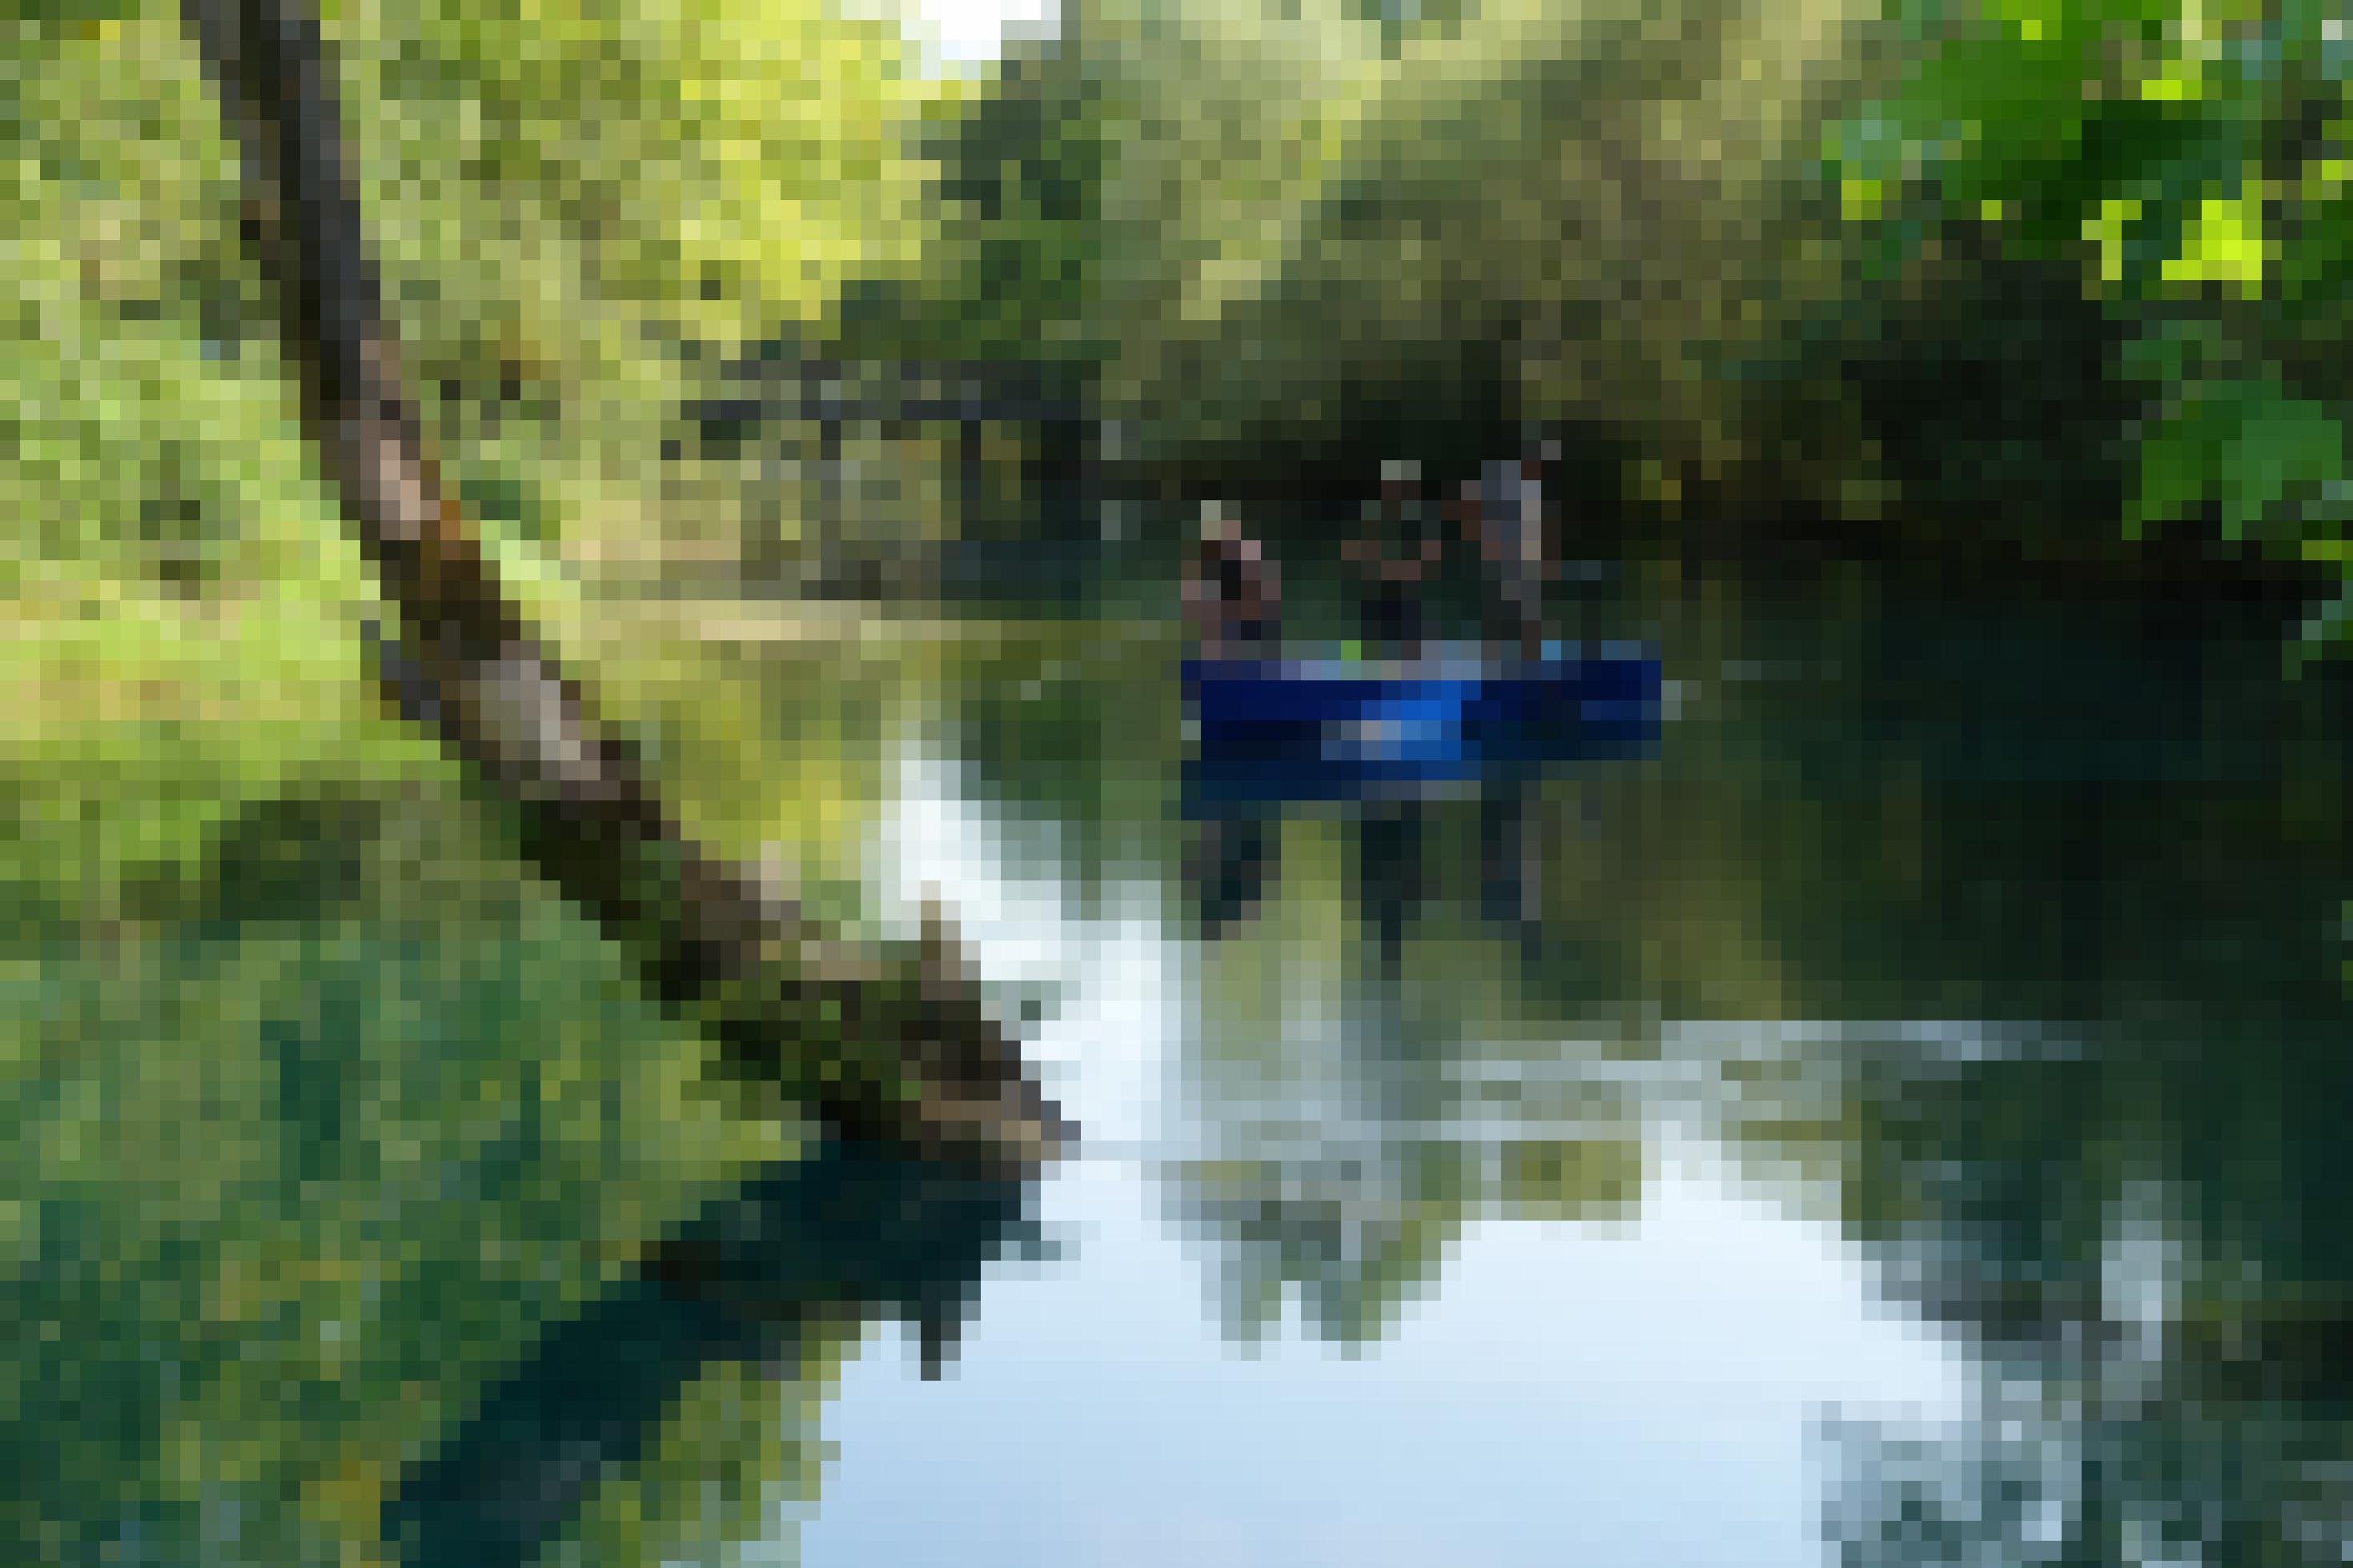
left=1470, top=445, right=1555, bottom=661
left=1343, top=460, right=1446, bottom=661
left=1182, top=503, right=1284, bottom=938
left=1184, top=501, right=1282, bottom=660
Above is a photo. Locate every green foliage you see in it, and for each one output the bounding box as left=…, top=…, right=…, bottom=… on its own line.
left=885, top=43, right=1112, bottom=363
left=0, top=5, right=954, bottom=1562
left=2, top=774, right=799, bottom=1566
left=2133, top=361, right=2347, bottom=542
left=876, top=0, right=1882, bottom=489
left=1823, top=0, right=2353, bottom=568
left=325, top=0, right=946, bottom=576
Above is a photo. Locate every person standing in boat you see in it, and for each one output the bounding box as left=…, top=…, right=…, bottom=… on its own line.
left=1474, top=447, right=1552, bottom=661
left=1469, top=436, right=1567, bottom=936
left=1343, top=459, right=1445, bottom=661
left=1184, top=501, right=1283, bottom=660
left=1181, top=502, right=1283, bottom=939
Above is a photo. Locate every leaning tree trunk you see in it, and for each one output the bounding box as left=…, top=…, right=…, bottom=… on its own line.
left=179, top=0, right=1070, bottom=1173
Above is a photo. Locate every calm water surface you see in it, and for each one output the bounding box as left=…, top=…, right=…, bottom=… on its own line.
left=30, top=555, right=2353, bottom=1568
left=777, top=565, right=2353, bottom=1566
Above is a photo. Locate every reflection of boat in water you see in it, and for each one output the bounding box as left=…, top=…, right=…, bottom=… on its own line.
left=1182, top=644, right=1662, bottom=812
left=1180, top=643, right=1658, bottom=955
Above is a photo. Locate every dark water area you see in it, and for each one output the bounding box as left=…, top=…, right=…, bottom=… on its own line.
left=342, top=547, right=2353, bottom=1567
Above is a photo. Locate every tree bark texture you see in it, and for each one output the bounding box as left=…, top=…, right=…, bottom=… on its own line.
left=179, top=0, right=1070, bottom=1173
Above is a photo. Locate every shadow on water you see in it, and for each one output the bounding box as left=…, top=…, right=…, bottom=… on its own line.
left=381, top=1137, right=1042, bottom=1568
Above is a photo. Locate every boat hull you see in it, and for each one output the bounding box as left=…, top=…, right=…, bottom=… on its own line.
left=1182, top=648, right=1661, bottom=810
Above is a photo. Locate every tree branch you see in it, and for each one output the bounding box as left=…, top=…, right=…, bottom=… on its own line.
left=179, top=0, right=1070, bottom=1172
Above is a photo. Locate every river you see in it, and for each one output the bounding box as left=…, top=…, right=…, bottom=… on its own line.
left=22, top=547, right=2350, bottom=1567
left=766, top=557, right=2353, bottom=1566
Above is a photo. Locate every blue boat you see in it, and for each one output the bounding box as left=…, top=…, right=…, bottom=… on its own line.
left=1183, top=643, right=1662, bottom=811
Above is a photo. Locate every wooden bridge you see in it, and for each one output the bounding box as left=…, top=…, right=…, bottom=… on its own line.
left=684, top=355, right=1096, bottom=438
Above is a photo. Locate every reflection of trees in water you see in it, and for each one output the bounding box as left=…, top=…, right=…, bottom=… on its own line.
left=1720, top=794, right=2353, bottom=1562
left=942, top=579, right=2353, bottom=1550
left=1696, top=597, right=2353, bottom=1562
left=928, top=620, right=1183, bottom=917
left=1809, top=1016, right=2353, bottom=1567
left=917, top=598, right=1664, bottom=1345
left=1157, top=579, right=2353, bottom=1557
left=1169, top=812, right=1444, bottom=1344
left=384, top=1137, right=1040, bottom=1566
left=1600, top=579, right=2353, bottom=1568
left=1166, top=808, right=1651, bottom=1345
